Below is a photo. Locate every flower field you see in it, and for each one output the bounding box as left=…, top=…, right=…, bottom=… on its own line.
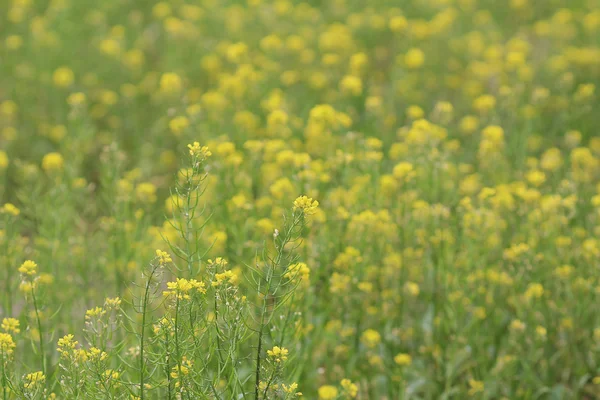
left=1, top=0, right=600, bottom=398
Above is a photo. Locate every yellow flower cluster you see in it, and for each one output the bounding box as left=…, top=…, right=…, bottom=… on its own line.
left=293, top=196, right=319, bottom=216
left=18, top=260, right=38, bottom=276
left=163, top=278, right=207, bottom=300
left=267, top=346, right=289, bottom=363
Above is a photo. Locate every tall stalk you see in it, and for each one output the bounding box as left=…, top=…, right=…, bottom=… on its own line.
left=31, top=288, right=46, bottom=377
left=139, top=264, right=159, bottom=400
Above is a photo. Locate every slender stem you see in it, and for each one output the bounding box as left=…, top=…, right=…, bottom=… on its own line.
left=174, top=297, right=186, bottom=399
left=31, top=288, right=46, bottom=377
left=214, top=295, right=225, bottom=366
left=2, top=353, right=8, bottom=400
left=254, top=319, right=264, bottom=400
left=139, top=267, right=156, bottom=400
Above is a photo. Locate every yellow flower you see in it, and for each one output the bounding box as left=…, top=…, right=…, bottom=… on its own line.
left=0, top=151, right=8, bottom=169
left=18, top=260, right=38, bottom=276
left=390, top=16, right=408, bottom=32
left=169, top=116, right=189, bottom=136
left=104, top=297, right=121, bottom=310
left=156, top=249, right=172, bottom=266
left=318, top=385, right=339, bottom=400
left=57, top=334, right=78, bottom=355
left=284, top=262, right=310, bottom=284
left=340, top=75, right=363, bottom=96
left=41, top=152, right=64, bottom=172
left=394, top=353, right=412, bottom=366
left=404, top=281, right=420, bottom=296
left=53, top=67, right=74, bottom=87
left=340, top=379, right=358, bottom=398
left=393, top=162, right=416, bottom=182
left=211, top=270, right=238, bottom=287
left=23, top=371, right=45, bottom=389
left=293, top=195, right=319, bottom=216
left=404, top=48, right=425, bottom=69
left=267, top=346, right=289, bottom=363
left=1, top=318, right=20, bottom=334
left=510, top=319, right=526, bottom=332
left=103, top=369, right=120, bottom=380
left=360, top=329, right=381, bottom=348
left=0, top=332, right=16, bottom=355
left=468, top=379, right=484, bottom=395
left=160, top=72, right=183, bottom=94
left=136, top=182, right=157, bottom=204
left=524, top=283, right=544, bottom=300
left=535, top=326, right=547, bottom=339
left=282, top=382, right=301, bottom=395
left=187, top=142, right=212, bottom=158
left=163, top=278, right=207, bottom=299
left=0, top=203, right=20, bottom=216
left=85, top=307, right=106, bottom=321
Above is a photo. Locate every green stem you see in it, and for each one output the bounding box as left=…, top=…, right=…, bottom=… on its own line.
left=174, top=297, right=186, bottom=399
left=139, top=267, right=156, bottom=400
left=165, top=332, right=173, bottom=400
left=31, top=288, right=46, bottom=377
left=2, top=353, right=8, bottom=400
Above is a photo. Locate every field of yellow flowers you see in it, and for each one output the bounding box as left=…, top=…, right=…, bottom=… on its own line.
left=1, top=0, right=600, bottom=398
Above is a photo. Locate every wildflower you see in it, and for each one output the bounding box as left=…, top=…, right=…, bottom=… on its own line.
left=159, top=72, right=183, bottom=94
left=86, top=347, right=108, bottom=361
left=104, top=297, right=121, bottom=309
left=468, top=379, right=484, bottom=395
left=187, top=142, right=212, bottom=158
left=57, top=334, right=78, bottom=356
left=211, top=270, right=238, bottom=287
left=510, top=319, right=526, bottom=332
left=163, top=278, right=207, bottom=300
left=535, top=326, right=547, bottom=339
left=41, top=152, right=64, bottom=172
left=18, top=260, right=38, bottom=276
left=404, top=48, right=425, bottom=69
left=267, top=346, right=289, bottom=363
left=169, top=116, right=189, bottom=136
left=1, top=318, right=20, bottom=334
left=103, top=369, right=120, bottom=380
left=156, top=249, right=172, bottom=265
left=53, top=67, right=74, bottom=87
left=0, top=151, right=8, bottom=169
left=282, top=382, right=302, bottom=396
left=393, top=162, right=416, bottom=182
left=318, top=385, right=339, bottom=400
left=284, top=262, right=310, bottom=284
left=340, top=75, right=363, bottom=96
left=23, top=371, right=45, bottom=389
left=341, top=379, right=358, bottom=398
left=524, top=283, right=544, bottom=300
left=293, top=195, right=319, bottom=216
left=0, top=333, right=15, bottom=355
left=85, top=307, right=106, bottom=321
left=170, top=357, right=192, bottom=379
left=404, top=281, right=420, bottom=296
left=0, top=203, right=20, bottom=216
left=135, top=182, right=157, bottom=204
left=390, top=15, right=408, bottom=32
left=67, top=92, right=86, bottom=106
left=361, top=329, right=381, bottom=348
left=394, top=353, right=412, bottom=366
